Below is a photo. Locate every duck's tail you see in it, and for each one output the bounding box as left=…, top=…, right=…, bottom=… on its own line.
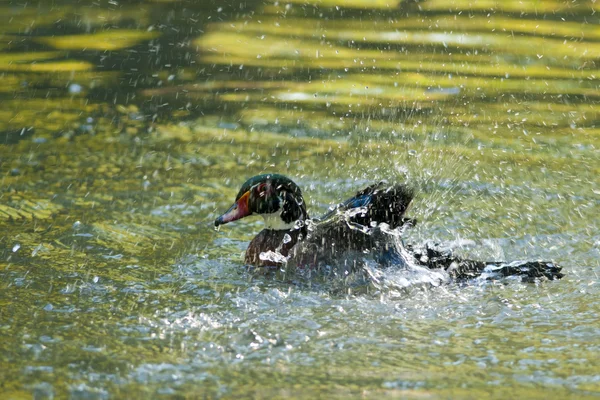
left=407, top=243, right=564, bottom=281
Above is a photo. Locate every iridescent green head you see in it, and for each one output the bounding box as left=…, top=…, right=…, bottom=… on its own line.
left=215, top=174, right=308, bottom=230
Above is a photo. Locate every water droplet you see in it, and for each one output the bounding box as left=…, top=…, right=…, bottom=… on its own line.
left=68, top=83, right=82, bottom=94
left=32, top=244, right=44, bottom=257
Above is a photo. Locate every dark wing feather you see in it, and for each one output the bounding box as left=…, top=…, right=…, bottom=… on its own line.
left=318, top=182, right=415, bottom=229
left=407, top=243, right=564, bottom=281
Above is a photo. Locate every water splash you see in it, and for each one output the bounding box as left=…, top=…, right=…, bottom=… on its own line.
left=259, top=250, right=288, bottom=265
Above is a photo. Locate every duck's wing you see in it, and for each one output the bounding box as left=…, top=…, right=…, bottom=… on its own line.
left=316, top=182, right=416, bottom=229
left=287, top=183, right=415, bottom=267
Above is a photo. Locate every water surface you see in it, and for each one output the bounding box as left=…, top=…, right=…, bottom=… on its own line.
left=0, top=0, right=599, bottom=398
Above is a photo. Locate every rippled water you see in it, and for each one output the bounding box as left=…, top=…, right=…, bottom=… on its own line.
left=1, top=0, right=599, bottom=398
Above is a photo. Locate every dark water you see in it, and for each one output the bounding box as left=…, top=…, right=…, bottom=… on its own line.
left=1, top=0, right=599, bottom=398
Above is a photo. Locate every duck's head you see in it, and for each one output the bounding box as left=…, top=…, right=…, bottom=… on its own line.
left=215, top=174, right=308, bottom=230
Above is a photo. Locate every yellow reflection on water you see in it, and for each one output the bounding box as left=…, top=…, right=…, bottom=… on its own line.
left=36, top=29, right=161, bottom=51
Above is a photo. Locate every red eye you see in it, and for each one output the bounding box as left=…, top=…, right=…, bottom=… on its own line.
left=257, top=183, right=267, bottom=196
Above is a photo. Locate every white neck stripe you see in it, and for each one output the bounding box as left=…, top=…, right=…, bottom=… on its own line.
left=262, top=212, right=296, bottom=230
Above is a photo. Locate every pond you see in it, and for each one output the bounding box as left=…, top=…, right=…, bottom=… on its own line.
left=0, top=0, right=599, bottom=398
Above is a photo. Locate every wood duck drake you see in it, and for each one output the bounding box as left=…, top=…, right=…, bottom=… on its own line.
left=215, top=174, right=563, bottom=281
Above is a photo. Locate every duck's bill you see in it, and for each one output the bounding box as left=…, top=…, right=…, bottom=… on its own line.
left=215, top=191, right=251, bottom=226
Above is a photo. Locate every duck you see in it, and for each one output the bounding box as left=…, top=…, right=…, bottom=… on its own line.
left=215, top=174, right=563, bottom=281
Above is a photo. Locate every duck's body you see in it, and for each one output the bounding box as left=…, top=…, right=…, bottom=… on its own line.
left=215, top=174, right=563, bottom=281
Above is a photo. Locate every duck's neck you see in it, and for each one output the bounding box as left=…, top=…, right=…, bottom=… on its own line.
left=261, top=212, right=297, bottom=230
